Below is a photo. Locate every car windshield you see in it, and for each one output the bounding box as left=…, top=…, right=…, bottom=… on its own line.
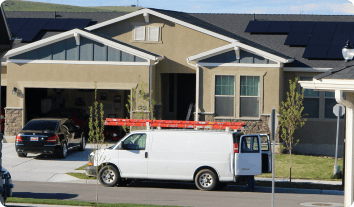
left=22, top=120, right=59, bottom=131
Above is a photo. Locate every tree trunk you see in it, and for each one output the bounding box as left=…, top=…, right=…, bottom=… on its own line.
left=290, top=140, right=292, bottom=183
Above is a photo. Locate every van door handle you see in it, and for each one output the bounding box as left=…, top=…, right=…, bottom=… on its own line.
left=145, top=152, right=148, bottom=158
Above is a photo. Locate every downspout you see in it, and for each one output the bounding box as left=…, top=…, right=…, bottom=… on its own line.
left=335, top=90, right=354, bottom=108
left=149, top=57, right=161, bottom=119
left=187, top=58, right=200, bottom=121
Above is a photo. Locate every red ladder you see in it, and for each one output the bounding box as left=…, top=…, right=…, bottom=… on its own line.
left=105, top=118, right=246, bottom=130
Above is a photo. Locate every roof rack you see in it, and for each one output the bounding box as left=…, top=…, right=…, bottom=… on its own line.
left=105, top=118, right=246, bottom=130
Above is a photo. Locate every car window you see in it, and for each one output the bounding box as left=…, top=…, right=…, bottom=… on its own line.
left=123, top=134, right=146, bottom=150
left=23, top=120, right=59, bottom=131
left=241, top=136, right=260, bottom=153
left=64, top=121, right=75, bottom=130
left=260, top=135, right=269, bottom=151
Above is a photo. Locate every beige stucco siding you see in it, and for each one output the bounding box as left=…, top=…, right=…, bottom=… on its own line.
left=94, top=15, right=230, bottom=104
left=201, top=66, right=281, bottom=116
left=6, top=62, right=149, bottom=108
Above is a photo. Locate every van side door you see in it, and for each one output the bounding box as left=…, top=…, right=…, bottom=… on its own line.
left=260, top=134, right=272, bottom=173
left=235, top=134, right=262, bottom=176
left=118, top=133, right=148, bottom=178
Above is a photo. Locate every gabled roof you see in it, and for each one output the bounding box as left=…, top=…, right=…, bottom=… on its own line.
left=0, top=4, right=12, bottom=50
left=315, top=61, right=354, bottom=80
left=3, top=28, right=163, bottom=61
left=85, top=8, right=293, bottom=61
left=188, top=42, right=291, bottom=63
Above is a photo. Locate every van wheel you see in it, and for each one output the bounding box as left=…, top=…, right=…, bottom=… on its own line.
left=99, top=165, right=119, bottom=187
left=17, top=152, right=27, bottom=157
left=195, top=169, right=218, bottom=191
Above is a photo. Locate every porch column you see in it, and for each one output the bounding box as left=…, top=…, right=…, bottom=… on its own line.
left=345, top=106, right=354, bottom=207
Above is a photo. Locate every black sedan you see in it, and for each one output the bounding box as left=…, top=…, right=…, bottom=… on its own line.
left=15, top=118, right=86, bottom=158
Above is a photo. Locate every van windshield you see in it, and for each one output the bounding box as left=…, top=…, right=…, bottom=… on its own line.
left=260, top=135, right=269, bottom=151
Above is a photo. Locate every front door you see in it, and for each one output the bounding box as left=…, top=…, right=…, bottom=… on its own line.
left=118, top=133, right=148, bottom=178
left=235, top=135, right=262, bottom=176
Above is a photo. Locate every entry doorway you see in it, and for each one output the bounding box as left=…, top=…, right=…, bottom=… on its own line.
left=162, top=73, right=196, bottom=121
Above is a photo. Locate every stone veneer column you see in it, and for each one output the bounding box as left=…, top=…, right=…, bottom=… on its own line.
left=5, top=108, right=23, bottom=136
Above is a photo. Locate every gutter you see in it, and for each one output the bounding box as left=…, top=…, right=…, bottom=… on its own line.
left=335, top=90, right=354, bottom=108
left=186, top=58, right=200, bottom=121
left=149, top=56, right=163, bottom=119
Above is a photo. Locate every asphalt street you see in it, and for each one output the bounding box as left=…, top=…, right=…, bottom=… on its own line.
left=12, top=181, right=343, bottom=207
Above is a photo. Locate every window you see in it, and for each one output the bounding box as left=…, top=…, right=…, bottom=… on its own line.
left=260, top=135, right=269, bottom=151
left=325, top=92, right=337, bottom=119
left=300, top=76, right=320, bottom=118
left=134, top=26, right=145, bottom=41
left=240, top=76, right=260, bottom=117
left=148, top=27, right=159, bottom=41
left=123, top=134, right=146, bottom=150
left=241, top=136, right=260, bottom=153
left=215, top=75, right=234, bottom=117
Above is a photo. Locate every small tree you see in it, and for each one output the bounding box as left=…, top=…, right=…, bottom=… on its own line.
left=88, top=81, right=107, bottom=205
left=278, top=78, right=306, bottom=182
left=123, top=75, right=156, bottom=133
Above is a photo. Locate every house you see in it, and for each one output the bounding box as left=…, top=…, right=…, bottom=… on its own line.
left=1, top=8, right=351, bottom=156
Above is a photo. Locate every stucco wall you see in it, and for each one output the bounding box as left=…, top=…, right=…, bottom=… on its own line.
left=200, top=66, right=281, bottom=115
left=94, top=15, right=229, bottom=104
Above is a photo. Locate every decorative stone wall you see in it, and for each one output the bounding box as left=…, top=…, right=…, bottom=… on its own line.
left=5, top=108, right=23, bottom=136
left=199, top=113, right=280, bottom=143
left=131, top=111, right=151, bottom=131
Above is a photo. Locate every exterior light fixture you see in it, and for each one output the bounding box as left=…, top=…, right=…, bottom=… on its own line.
left=342, top=39, right=354, bottom=61
left=12, top=87, right=20, bottom=95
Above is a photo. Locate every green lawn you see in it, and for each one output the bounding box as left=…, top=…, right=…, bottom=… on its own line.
left=67, top=173, right=96, bottom=180
left=257, top=154, right=343, bottom=180
left=76, top=164, right=88, bottom=170
left=7, top=197, right=179, bottom=207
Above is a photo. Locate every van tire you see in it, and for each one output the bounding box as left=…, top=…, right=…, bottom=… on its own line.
left=99, top=165, right=119, bottom=187
left=195, top=169, right=218, bottom=191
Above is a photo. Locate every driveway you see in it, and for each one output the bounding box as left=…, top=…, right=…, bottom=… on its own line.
left=2, top=143, right=102, bottom=182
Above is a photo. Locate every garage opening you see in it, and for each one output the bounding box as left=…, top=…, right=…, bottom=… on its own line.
left=25, top=88, right=130, bottom=140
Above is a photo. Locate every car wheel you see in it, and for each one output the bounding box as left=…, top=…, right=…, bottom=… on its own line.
left=58, top=142, right=67, bottom=159
left=99, top=165, right=119, bottom=187
left=78, top=136, right=86, bottom=151
left=17, top=152, right=27, bottom=157
left=195, top=169, right=218, bottom=191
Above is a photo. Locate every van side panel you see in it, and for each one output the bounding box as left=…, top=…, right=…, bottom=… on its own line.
left=147, top=132, right=234, bottom=181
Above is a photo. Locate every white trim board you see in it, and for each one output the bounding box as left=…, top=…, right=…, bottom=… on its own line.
left=8, top=59, right=151, bottom=66
left=299, top=80, right=354, bottom=91
left=198, top=62, right=281, bottom=68
left=3, top=29, right=163, bottom=61
left=86, top=8, right=237, bottom=43
left=283, top=67, right=332, bottom=72
left=188, top=42, right=293, bottom=64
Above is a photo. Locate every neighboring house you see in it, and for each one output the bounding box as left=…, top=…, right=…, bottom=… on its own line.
left=1, top=8, right=351, bottom=156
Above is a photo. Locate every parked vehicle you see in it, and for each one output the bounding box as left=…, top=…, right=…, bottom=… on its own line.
left=1, top=167, right=13, bottom=200
left=15, top=118, right=86, bottom=158
left=85, top=129, right=271, bottom=191
left=260, top=134, right=272, bottom=173
left=43, top=108, right=90, bottom=137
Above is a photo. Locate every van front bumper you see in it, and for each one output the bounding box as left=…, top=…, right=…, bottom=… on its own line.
left=85, top=166, right=97, bottom=177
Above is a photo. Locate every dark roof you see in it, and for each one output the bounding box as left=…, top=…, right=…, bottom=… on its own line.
left=4, top=11, right=128, bottom=27
left=0, top=6, right=11, bottom=46
left=315, top=61, right=354, bottom=80
left=187, top=12, right=354, bottom=68
left=79, top=28, right=162, bottom=58
left=148, top=8, right=292, bottom=60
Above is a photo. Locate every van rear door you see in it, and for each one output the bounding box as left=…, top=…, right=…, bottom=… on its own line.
left=260, top=134, right=271, bottom=173
left=235, top=134, right=262, bottom=176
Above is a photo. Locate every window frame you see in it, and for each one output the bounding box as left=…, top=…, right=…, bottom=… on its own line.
left=298, top=75, right=343, bottom=121
left=239, top=75, right=261, bottom=118
left=122, top=133, right=147, bottom=150
left=134, top=26, right=146, bottom=41
left=148, top=26, right=160, bottom=42
left=214, top=75, right=235, bottom=117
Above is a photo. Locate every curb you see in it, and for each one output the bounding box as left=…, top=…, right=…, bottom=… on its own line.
left=61, top=178, right=345, bottom=195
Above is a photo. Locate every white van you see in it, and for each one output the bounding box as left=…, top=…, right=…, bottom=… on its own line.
left=85, top=129, right=269, bottom=191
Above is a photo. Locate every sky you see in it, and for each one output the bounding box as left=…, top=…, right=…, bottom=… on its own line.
left=34, top=0, right=354, bottom=15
